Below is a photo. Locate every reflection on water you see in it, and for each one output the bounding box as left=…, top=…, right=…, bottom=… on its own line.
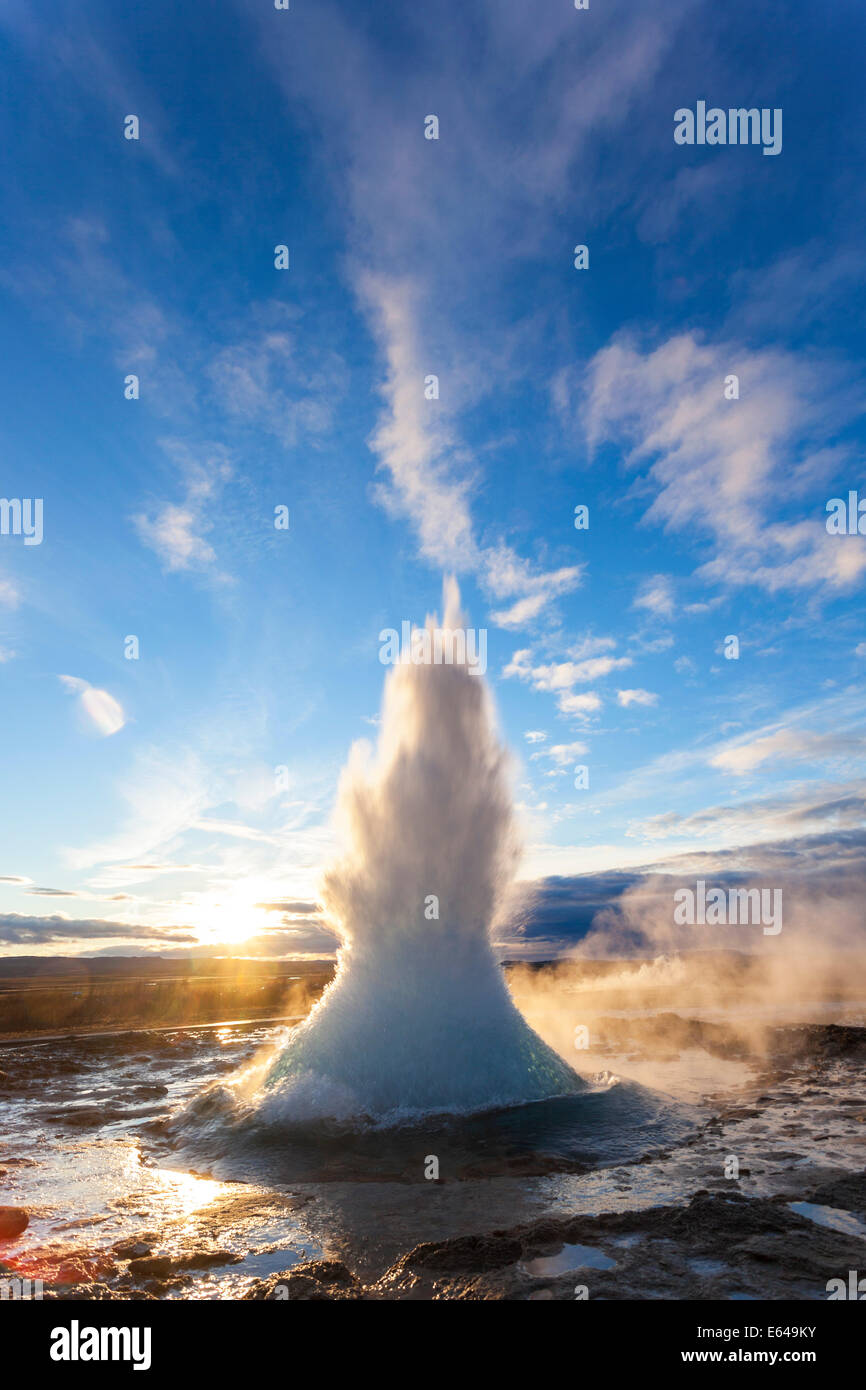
left=788, top=1201, right=866, bottom=1238
left=522, top=1242, right=617, bottom=1276
left=1, top=1012, right=865, bottom=1297
left=150, top=1169, right=224, bottom=1220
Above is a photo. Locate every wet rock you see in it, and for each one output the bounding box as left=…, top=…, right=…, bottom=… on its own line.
left=46, top=1101, right=166, bottom=1128
left=806, top=1172, right=866, bottom=1218
left=45, top=1281, right=156, bottom=1301
left=243, top=1260, right=359, bottom=1301
left=297, top=1260, right=355, bottom=1285
left=142, top=1276, right=191, bottom=1295
left=44, top=1105, right=110, bottom=1128
left=403, top=1231, right=524, bottom=1273
left=0, top=1206, right=28, bottom=1239
left=771, top=1025, right=866, bottom=1063
left=112, top=1239, right=153, bottom=1259
left=48, top=1057, right=83, bottom=1075
left=35, top=1253, right=118, bottom=1286
left=127, top=1249, right=241, bottom=1278
left=356, top=1184, right=866, bottom=1301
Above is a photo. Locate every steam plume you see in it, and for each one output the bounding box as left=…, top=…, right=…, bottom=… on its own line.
left=260, top=578, right=582, bottom=1123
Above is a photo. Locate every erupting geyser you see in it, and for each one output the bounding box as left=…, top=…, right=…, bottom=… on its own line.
left=261, top=579, right=583, bottom=1124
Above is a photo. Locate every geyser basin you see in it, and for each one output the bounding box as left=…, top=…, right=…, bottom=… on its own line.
left=176, top=1076, right=690, bottom=1186
left=258, top=580, right=584, bottom=1124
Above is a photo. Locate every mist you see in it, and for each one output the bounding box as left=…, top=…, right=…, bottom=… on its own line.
left=254, top=578, right=581, bottom=1123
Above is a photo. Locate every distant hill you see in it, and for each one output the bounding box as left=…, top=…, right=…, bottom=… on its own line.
left=0, top=955, right=333, bottom=980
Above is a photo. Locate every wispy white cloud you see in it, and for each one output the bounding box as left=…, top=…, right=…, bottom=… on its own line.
left=207, top=317, right=345, bottom=448
left=134, top=503, right=216, bottom=572
left=133, top=439, right=232, bottom=578
left=361, top=274, right=583, bottom=627
left=530, top=740, right=588, bottom=766
left=633, top=573, right=675, bottom=618
left=504, top=635, right=630, bottom=721
left=0, top=575, right=20, bottom=608
left=710, top=727, right=865, bottom=776
left=628, top=780, right=866, bottom=846
left=361, top=274, right=478, bottom=573
left=505, top=648, right=630, bottom=690
left=556, top=691, right=603, bottom=719
left=248, top=1, right=685, bottom=634
left=576, top=332, right=866, bottom=595
left=0, top=10, right=182, bottom=180
left=617, top=688, right=658, bottom=708
left=58, top=675, right=126, bottom=738
left=63, top=748, right=211, bottom=869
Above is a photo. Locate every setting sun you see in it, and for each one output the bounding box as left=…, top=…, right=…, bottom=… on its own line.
left=182, top=886, right=276, bottom=948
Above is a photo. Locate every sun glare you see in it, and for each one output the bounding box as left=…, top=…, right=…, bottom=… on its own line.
left=186, top=889, right=273, bottom=948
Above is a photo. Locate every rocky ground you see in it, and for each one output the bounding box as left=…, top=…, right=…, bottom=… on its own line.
left=1, top=1018, right=864, bottom=1300
left=243, top=1172, right=866, bottom=1300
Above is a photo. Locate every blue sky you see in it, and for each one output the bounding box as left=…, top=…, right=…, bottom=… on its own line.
left=0, top=0, right=864, bottom=958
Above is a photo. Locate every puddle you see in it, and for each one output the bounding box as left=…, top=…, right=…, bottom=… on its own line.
left=522, top=1242, right=617, bottom=1276
left=788, top=1201, right=866, bottom=1237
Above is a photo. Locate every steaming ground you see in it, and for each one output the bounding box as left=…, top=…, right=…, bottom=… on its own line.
left=3, top=955, right=866, bottom=1300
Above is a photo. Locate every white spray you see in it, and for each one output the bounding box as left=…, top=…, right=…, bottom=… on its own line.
left=260, top=578, right=582, bottom=1123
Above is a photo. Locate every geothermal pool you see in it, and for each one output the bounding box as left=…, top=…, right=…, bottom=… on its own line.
left=2, top=998, right=866, bottom=1300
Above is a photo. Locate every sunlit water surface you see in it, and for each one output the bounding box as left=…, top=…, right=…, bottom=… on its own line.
left=1, top=1007, right=864, bottom=1296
